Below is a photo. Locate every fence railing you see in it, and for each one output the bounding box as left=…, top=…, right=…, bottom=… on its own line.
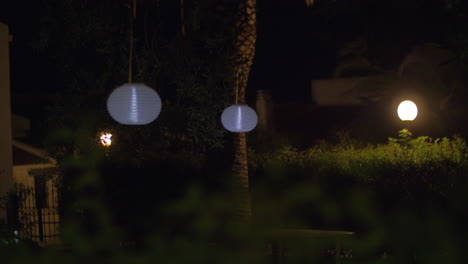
left=15, top=182, right=60, bottom=246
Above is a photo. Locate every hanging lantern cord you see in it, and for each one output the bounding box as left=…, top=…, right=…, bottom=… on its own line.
left=235, top=70, right=239, bottom=104
left=180, top=0, right=186, bottom=37
left=128, top=0, right=137, bottom=83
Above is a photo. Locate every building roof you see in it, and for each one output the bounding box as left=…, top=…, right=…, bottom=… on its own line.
left=12, top=140, right=55, bottom=166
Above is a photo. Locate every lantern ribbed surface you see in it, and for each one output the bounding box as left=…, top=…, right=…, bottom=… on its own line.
left=221, top=104, right=258, bottom=132
left=107, top=83, right=162, bottom=125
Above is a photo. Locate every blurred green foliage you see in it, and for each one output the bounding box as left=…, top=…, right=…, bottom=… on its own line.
left=4, top=129, right=468, bottom=263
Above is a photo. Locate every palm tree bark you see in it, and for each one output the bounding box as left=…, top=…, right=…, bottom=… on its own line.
left=230, top=0, right=257, bottom=219
left=227, top=0, right=314, bottom=218
left=232, top=132, right=251, bottom=218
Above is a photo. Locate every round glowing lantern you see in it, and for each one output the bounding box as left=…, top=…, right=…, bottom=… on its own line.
left=397, top=100, right=418, bottom=121
left=107, top=83, right=161, bottom=125
left=221, top=104, right=258, bottom=132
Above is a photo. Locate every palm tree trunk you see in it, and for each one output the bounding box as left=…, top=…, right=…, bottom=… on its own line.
left=230, top=0, right=257, bottom=219
left=228, top=0, right=313, bottom=218
left=226, top=0, right=313, bottom=219
left=232, top=132, right=251, bottom=218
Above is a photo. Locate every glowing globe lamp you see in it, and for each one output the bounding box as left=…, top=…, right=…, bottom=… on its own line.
left=221, top=104, right=258, bottom=132
left=397, top=100, right=418, bottom=121
left=107, top=83, right=162, bottom=125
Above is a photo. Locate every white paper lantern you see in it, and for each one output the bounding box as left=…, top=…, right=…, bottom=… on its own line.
left=397, top=100, right=418, bottom=121
left=107, top=83, right=162, bottom=125
left=221, top=104, right=258, bottom=132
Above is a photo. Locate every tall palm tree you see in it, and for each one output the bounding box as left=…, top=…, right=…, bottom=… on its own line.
left=228, top=0, right=257, bottom=219
left=228, top=0, right=315, bottom=219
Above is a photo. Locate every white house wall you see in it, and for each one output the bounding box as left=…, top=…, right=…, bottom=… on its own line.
left=0, top=23, right=13, bottom=223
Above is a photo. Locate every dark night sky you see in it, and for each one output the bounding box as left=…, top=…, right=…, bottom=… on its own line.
left=1, top=0, right=46, bottom=117
left=0, top=0, right=460, bottom=116
left=251, top=0, right=451, bottom=102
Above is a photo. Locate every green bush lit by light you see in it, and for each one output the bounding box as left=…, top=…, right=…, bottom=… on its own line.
left=251, top=129, right=468, bottom=192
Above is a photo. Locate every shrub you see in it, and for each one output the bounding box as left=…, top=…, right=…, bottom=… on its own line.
left=250, top=130, right=468, bottom=207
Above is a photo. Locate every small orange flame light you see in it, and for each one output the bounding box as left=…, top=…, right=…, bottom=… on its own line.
left=100, top=133, right=112, bottom=147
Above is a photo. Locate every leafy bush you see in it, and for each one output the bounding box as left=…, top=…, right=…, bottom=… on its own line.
left=246, top=130, right=468, bottom=263
left=250, top=130, right=468, bottom=201
left=249, top=129, right=468, bottom=236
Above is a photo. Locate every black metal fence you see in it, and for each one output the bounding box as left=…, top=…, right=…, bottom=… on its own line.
left=15, top=180, right=60, bottom=246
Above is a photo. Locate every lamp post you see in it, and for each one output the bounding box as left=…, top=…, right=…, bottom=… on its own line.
left=396, top=100, right=418, bottom=140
